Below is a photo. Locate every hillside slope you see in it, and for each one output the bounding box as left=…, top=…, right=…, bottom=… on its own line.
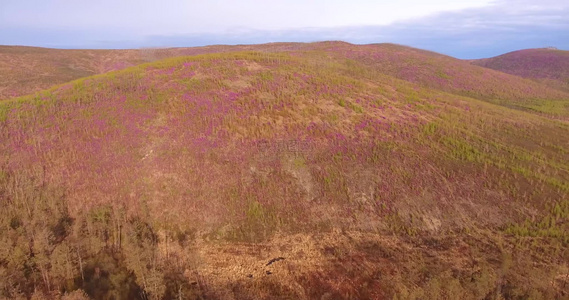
left=472, top=48, right=569, bottom=91
left=316, top=43, right=569, bottom=118
left=0, top=43, right=307, bottom=99
left=0, top=46, right=150, bottom=99
left=1, top=50, right=568, bottom=299
left=3, top=43, right=569, bottom=120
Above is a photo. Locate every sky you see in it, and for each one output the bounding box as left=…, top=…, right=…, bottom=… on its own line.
left=1, top=0, right=568, bottom=58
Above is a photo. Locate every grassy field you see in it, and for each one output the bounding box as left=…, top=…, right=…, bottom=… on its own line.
left=0, top=43, right=568, bottom=299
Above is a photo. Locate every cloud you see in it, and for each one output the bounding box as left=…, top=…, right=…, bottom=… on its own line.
left=0, top=0, right=492, bottom=33
left=1, top=0, right=567, bottom=58
left=130, top=0, right=569, bottom=58
left=136, top=0, right=569, bottom=59
left=375, top=0, right=569, bottom=57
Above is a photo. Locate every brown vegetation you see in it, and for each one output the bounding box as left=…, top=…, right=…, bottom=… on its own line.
left=0, top=44, right=568, bottom=299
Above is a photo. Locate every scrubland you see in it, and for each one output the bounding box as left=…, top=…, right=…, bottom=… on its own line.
left=1, top=43, right=568, bottom=299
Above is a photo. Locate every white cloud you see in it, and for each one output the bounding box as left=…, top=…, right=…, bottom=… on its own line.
left=1, top=0, right=492, bottom=34
left=1, top=0, right=567, bottom=58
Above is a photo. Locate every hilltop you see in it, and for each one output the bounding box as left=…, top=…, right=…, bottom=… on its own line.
left=3, top=43, right=569, bottom=119
left=0, top=43, right=309, bottom=99
left=472, top=48, right=569, bottom=91
left=313, top=43, right=569, bottom=118
left=0, top=43, right=568, bottom=299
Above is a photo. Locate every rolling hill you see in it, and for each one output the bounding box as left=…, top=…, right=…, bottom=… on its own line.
left=0, top=43, right=310, bottom=99
left=1, top=43, right=568, bottom=299
left=4, top=43, right=569, bottom=119
left=472, top=48, right=569, bottom=92
left=0, top=46, right=146, bottom=99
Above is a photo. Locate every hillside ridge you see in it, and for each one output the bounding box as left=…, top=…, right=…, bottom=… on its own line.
left=472, top=47, right=569, bottom=91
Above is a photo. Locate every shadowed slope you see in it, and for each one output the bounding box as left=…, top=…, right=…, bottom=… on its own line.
left=1, top=51, right=568, bottom=299
left=0, top=46, right=149, bottom=99
left=472, top=48, right=569, bottom=91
